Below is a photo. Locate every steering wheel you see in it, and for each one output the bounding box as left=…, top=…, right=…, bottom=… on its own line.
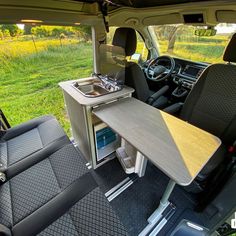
left=145, top=55, right=175, bottom=82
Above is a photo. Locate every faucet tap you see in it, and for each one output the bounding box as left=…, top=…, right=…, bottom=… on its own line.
left=93, top=73, right=123, bottom=91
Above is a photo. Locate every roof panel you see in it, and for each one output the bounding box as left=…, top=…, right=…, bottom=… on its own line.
left=72, top=0, right=217, bottom=8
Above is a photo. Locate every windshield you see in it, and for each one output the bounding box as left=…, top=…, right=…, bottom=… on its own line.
left=151, top=23, right=236, bottom=63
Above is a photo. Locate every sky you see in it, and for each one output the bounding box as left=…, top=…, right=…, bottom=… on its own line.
left=17, top=24, right=24, bottom=29
left=216, top=23, right=236, bottom=34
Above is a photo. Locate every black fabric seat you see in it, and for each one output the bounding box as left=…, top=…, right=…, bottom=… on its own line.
left=0, top=115, right=70, bottom=180
left=0, top=116, right=128, bottom=236
left=180, top=34, right=236, bottom=192
left=112, top=27, right=170, bottom=109
left=0, top=143, right=127, bottom=236
left=112, top=27, right=236, bottom=192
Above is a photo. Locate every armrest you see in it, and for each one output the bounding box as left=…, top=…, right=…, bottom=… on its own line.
left=147, top=85, right=169, bottom=105
left=163, top=102, right=183, bottom=115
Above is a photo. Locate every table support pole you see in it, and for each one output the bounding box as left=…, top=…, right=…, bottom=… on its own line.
left=148, top=179, right=176, bottom=223
left=139, top=179, right=176, bottom=236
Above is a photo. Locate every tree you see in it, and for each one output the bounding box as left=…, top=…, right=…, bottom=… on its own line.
left=73, top=25, right=92, bottom=41
left=2, top=29, right=10, bottom=38
left=154, top=25, right=184, bottom=53
left=0, top=24, right=19, bottom=37
left=31, top=26, right=52, bottom=37
left=24, top=24, right=33, bottom=35
left=0, top=30, right=3, bottom=40
left=167, top=26, right=179, bottom=52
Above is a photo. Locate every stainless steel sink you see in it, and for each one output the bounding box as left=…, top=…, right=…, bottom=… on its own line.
left=72, top=76, right=123, bottom=98
left=72, top=81, right=111, bottom=97
left=75, top=83, right=110, bottom=97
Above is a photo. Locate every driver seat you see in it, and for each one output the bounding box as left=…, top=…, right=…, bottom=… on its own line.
left=112, top=27, right=170, bottom=109
left=179, top=33, right=236, bottom=192
left=113, top=27, right=236, bottom=194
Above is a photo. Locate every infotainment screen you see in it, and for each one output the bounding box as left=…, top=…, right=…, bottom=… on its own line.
left=183, top=66, right=200, bottom=77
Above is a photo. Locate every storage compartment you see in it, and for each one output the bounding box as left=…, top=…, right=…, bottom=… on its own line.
left=94, top=122, right=120, bottom=162
left=116, top=147, right=135, bottom=174
left=116, top=139, right=147, bottom=177
left=60, top=77, right=134, bottom=169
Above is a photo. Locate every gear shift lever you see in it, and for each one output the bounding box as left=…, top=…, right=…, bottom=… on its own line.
left=178, top=80, right=183, bottom=90
left=172, top=80, right=188, bottom=98
left=176, top=80, right=184, bottom=95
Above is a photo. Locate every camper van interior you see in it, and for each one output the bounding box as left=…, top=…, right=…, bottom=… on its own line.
left=0, top=0, right=236, bottom=235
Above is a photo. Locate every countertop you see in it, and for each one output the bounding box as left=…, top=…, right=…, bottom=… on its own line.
left=93, top=97, right=221, bottom=186
left=59, top=77, right=134, bottom=106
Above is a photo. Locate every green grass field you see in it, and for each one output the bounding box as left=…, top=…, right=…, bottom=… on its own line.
left=157, top=40, right=226, bottom=63
left=0, top=35, right=228, bottom=135
left=0, top=38, right=93, bottom=135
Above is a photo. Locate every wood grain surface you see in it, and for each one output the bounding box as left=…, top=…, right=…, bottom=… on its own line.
left=93, top=97, right=221, bottom=185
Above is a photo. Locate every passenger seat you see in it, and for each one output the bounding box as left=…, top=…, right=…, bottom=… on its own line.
left=0, top=115, right=70, bottom=180
left=0, top=116, right=128, bottom=236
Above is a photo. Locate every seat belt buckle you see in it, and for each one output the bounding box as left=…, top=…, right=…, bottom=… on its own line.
left=228, top=146, right=235, bottom=153
left=228, top=140, right=236, bottom=153
left=0, top=172, right=6, bottom=183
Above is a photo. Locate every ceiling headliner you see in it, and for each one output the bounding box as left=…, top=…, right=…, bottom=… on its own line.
left=73, top=0, right=220, bottom=8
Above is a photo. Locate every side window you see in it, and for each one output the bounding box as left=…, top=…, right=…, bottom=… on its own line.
left=135, top=32, right=149, bottom=61
left=106, top=27, right=116, bottom=44
left=106, top=27, right=149, bottom=62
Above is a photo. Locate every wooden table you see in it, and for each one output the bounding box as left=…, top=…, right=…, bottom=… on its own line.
left=93, top=97, right=221, bottom=235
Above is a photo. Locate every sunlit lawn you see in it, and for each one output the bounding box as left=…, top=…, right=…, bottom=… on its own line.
left=136, top=36, right=228, bottom=64
left=0, top=39, right=93, bottom=135
left=0, top=36, right=228, bottom=135
left=0, top=36, right=80, bottom=58
left=157, top=40, right=226, bottom=63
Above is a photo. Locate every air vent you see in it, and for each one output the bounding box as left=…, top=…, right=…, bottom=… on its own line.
left=183, top=13, right=204, bottom=23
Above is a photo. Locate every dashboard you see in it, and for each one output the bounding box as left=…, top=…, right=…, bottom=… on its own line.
left=182, top=65, right=203, bottom=78
left=142, top=57, right=208, bottom=90
left=173, top=58, right=207, bottom=89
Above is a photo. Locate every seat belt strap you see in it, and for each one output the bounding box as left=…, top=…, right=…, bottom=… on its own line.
left=0, top=224, right=12, bottom=236
left=0, top=172, right=6, bottom=183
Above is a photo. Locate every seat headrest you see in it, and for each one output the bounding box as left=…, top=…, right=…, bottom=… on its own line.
left=223, top=33, right=236, bottom=63
left=99, top=44, right=126, bottom=75
left=112, top=27, right=137, bottom=56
